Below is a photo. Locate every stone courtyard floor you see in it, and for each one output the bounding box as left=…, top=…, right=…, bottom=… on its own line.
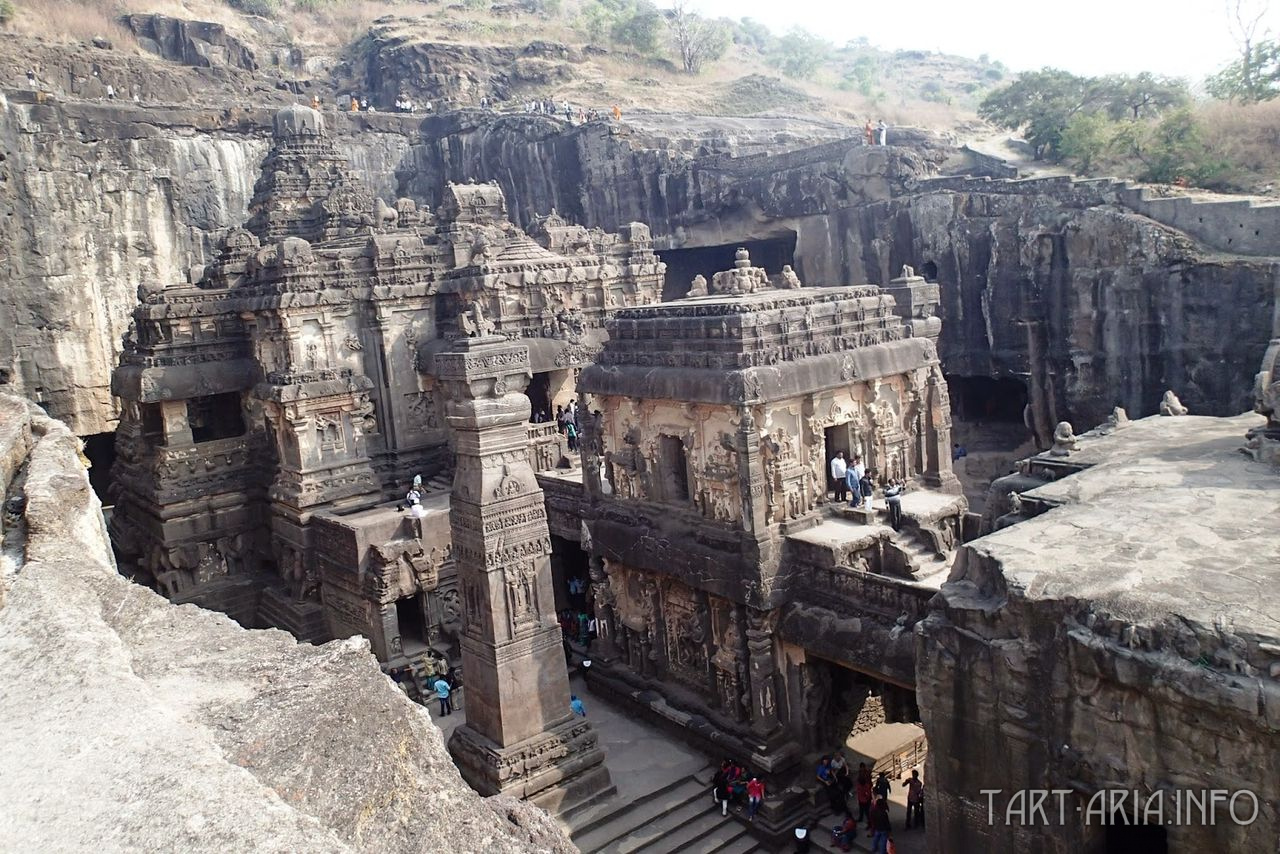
left=426, top=673, right=929, bottom=853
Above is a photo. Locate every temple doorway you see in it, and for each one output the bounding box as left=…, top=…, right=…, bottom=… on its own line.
left=824, top=423, right=860, bottom=499
left=395, top=594, right=428, bottom=656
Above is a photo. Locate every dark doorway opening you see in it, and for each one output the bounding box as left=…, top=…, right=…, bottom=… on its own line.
left=396, top=595, right=427, bottom=655
left=659, top=435, right=691, bottom=502
left=528, top=372, right=552, bottom=421
left=658, top=234, right=798, bottom=301
left=82, top=432, right=117, bottom=503
left=1105, top=822, right=1168, bottom=854
left=946, top=376, right=1029, bottom=424
left=920, top=260, right=938, bottom=281
left=550, top=534, right=591, bottom=615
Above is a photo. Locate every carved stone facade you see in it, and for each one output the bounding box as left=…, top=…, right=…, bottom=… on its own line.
left=436, top=334, right=612, bottom=813
left=109, top=105, right=663, bottom=669
left=577, top=251, right=963, bottom=837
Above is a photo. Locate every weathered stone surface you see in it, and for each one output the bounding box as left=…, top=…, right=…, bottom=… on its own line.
left=122, top=14, right=260, bottom=71
left=918, top=412, right=1280, bottom=853
left=0, top=393, right=573, bottom=854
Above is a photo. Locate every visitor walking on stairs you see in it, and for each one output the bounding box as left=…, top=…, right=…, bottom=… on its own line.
left=712, top=765, right=731, bottom=816
left=746, top=775, right=765, bottom=820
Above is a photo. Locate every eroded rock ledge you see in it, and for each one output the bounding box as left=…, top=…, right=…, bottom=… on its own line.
left=0, top=393, right=571, bottom=853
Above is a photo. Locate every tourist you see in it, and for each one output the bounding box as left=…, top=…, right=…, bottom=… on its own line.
left=350, top=96, right=359, bottom=112
left=884, top=479, right=906, bottom=530
left=846, top=455, right=865, bottom=507
left=873, top=771, right=891, bottom=803
left=555, top=404, right=566, bottom=433
left=830, top=451, right=847, bottom=502
left=360, top=98, right=368, bottom=111
left=902, top=769, right=924, bottom=828
left=816, top=755, right=848, bottom=817
left=855, top=763, right=874, bottom=823
left=311, top=94, right=320, bottom=110
left=570, top=694, right=586, bottom=716
left=833, top=815, right=858, bottom=851
left=433, top=675, right=453, bottom=716
left=106, top=84, right=115, bottom=100
left=869, top=796, right=891, bottom=853
left=877, top=120, right=888, bottom=146
left=831, top=752, right=852, bottom=796
left=864, top=119, right=874, bottom=146
left=792, top=824, right=812, bottom=853
left=26, top=69, right=36, bottom=88
left=712, top=765, right=731, bottom=816
left=612, top=104, right=622, bottom=121
left=566, top=419, right=578, bottom=452
left=576, top=610, right=589, bottom=644
left=860, top=467, right=876, bottom=509
left=746, top=775, right=765, bottom=820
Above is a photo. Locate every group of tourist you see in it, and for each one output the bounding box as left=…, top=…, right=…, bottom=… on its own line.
left=522, top=99, right=622, bottom=124
left=558, top=608, right=595, bottom=646
left=388, top=654, right=460, bottom=718
left=828, top=451, right=908, bottom=529
left=811, top=756, right=923, bottom=853
left=711, top=759, right=767, bottom=821
left=863, top=119, right=890, bottom=146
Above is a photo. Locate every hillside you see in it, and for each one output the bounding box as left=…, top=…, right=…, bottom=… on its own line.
left=1, top=0, right=999, bottom=130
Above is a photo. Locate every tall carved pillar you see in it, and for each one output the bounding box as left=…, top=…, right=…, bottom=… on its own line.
left=435, top=333, right=613, bottom=814
left=745, top=606, right=781, bottom=737
left=922, top=367, right=962, bottom=494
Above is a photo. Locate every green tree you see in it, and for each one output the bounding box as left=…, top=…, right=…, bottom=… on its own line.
left=1114, top=108, right=1230, bottom=185
left=843, top=54, right=878, bottom=96
left=776, top=27, right=829, bottom=79
left=1098, top=72, right=1189, bottom=120
left=736, top=17, right=773, bottom=51
left=612, top=0, right=662, bottom=54
left=1207, top=38, right=1280, bottom=101
left=668, top=0, right=729, bottom=74
left=979, top=68, right=1100, bottom=159
left=0, top=0, right=14, bottom=25
left=1057, top=112, right=1115, bottom=172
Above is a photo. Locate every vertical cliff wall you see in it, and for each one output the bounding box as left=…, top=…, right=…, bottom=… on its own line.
left=2, top=99, right=1274, bottom=438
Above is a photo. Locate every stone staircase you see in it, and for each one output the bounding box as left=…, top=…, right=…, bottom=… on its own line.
left=885, top=528, right=949, bottom=576
left=570, top=773, right=759, bottom=854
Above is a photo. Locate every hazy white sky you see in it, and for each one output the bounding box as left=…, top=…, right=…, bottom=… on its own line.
left=688, top=0, right=1279, bottom=80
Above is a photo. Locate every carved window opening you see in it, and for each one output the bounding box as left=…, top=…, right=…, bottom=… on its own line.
left=141, top=403, right=165, bottom=445
left=659, top=434, right=691, bottom=503
left=187, top=393, right=245, bottom=443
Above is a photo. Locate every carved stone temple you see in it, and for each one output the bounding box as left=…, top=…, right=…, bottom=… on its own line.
left=108, top=104, right=663, bottom=678
left=107, top=108, right=972, bottom=833
left=435, top=333, right=612, bottom=811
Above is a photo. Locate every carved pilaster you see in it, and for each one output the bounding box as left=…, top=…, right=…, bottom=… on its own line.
left=745, top=606, right=781, bottom=737
left=437, top=334, right=612, bottom=812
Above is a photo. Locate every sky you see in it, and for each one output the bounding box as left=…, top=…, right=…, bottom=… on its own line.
left=686, top=0, right=1279, bottom=81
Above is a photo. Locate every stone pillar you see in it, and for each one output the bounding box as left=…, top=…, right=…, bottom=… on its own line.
left=922, top=368, right=962, bottom=494
left=587, top=555, right=620, bottom=663
left=435, top=334, right=613, bottom=814
left=745, top=606, right=781, bottom=737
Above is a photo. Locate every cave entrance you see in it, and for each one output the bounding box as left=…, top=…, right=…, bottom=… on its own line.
left=658, top=234, right=797, bottom=301
left=81, top=432, right=117, bottom=504
left=945, top=375, right=1037, bottom=513
left=527, top=369, right=574, bottom=423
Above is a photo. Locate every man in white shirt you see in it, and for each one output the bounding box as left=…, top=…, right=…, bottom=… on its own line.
left=829, top=451, right=848, bottom=503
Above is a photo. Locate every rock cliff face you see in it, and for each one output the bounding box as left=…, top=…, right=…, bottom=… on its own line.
left=1, top=98, right=1274, bottom=437
left=0, top=393, right=572, bottom=853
